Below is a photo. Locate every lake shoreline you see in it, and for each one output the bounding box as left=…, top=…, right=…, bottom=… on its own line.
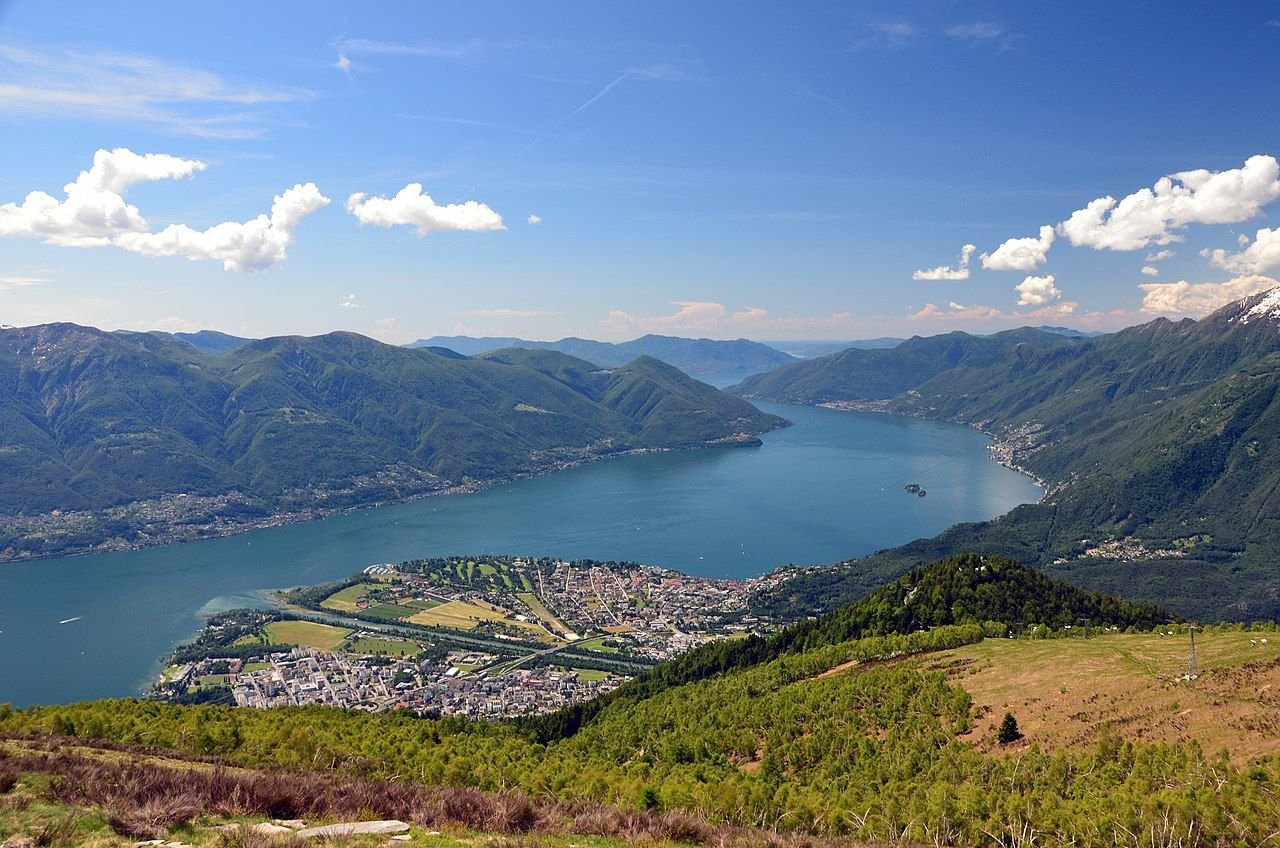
left=0, top=430, right=782, bottom=569
left=812, top=400, right=1050, bottom=496
left=0, top=401, right=1043, bottom=707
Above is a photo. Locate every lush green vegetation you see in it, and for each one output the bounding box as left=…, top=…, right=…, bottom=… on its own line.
left=732, top=327, right=1079, bottom=403
left=738, top=294, right=1280, bottom=620
left=7, top=621, right=1279, bottom=847
left=524, top=554, right=1170, bottom=741
left=0, top=324, right=783, bottom=558
left=3, top=556, right=1273, bottom=846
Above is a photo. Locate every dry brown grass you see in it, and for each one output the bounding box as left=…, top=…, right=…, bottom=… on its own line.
left=923, top=630, right=1280, bottom=762
left=0, top=739, right=861, bottom=848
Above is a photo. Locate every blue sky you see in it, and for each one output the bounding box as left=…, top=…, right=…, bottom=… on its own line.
left=1, top=1, right=1278, bottom=343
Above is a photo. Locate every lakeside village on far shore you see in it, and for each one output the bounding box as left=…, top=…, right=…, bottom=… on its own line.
left=154, top=555, right=793, bottom=720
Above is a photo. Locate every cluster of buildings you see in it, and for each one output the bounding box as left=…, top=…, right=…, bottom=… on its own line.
left=1053, top=536, right=1190, bottom=565
left=525, top=560, right=774, bottom=659
left=189, top=646, right=620, bottom=718
left=162, top=555, right=792, bottom=718
left=376, top=558, right=785, bottom=661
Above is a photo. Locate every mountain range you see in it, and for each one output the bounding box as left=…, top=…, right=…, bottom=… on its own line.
left=406, top=333, right=797, bottom=377
left=740, top=291, right=1280, bottom=621
left=732, top=327, right=1084, bottom=403
left=0, top=324, right=783, bottom=560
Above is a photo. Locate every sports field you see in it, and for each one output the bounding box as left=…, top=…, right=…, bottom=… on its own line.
left=345, top=635, right=423, bottom=657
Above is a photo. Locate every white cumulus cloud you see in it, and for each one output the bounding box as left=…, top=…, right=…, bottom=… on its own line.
left=1058, top=155, right=1280, bottom=251
left=347, top=184, right=505, bottom=235
left=0, top=148, right=205, bottom=247
left=341, top=293, right=360, bottom=309
left=1202, top=227, right=1280, bottom=275
left=527, top=214, right=543, bottom=225
left=1141, top=266, right=1160, bottom=277
left=912, top=243, right=976, bottom=280
left=1145, top=249, right=1176, bottom=262
left=115, top=182, right=330, bottom=273
left=0, top=149, right=327, bottom=272
left=1140, top=274, right=1280, bottom=316
left=981, top=225, right=1055, bottom=271
left=1015, top=274, right=1062, bottom=307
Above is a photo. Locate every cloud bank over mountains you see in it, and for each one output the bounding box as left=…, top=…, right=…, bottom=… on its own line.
left=1059, top=155, right=1280, bottom=251
left=912, top=154, right=1280, bottom=320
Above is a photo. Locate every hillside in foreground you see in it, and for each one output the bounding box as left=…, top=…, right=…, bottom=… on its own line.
left=740, top=292, right=1280, bottom=621
left=6, top=554, right=1279, bottom=848
left=0, top=325, right=783, bottom=561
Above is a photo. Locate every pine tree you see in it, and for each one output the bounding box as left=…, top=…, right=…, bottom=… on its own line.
left=998, top=712, right=1022, bottom=744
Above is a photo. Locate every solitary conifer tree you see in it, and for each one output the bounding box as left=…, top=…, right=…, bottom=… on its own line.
left=998, top=712, right=1022, bottom=744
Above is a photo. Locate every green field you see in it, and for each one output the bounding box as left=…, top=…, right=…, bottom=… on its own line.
left=406, top=599, right=504, bottom=630
left=358, top=602, right=416, bottom=621
left=575, top=636, right=620, bottom=654
left=403, top=598, right=441, bottom=611
left=262, top=620, right=351, bottom=651
left=197, top=674, right=231, bottom=687
left=318, top=582, right=378, bottom=612
left=346, top=635, right=423, bottom=657
left=565, top=667, right=612, bottom=682
left=405, top=599, right=552, bottom=640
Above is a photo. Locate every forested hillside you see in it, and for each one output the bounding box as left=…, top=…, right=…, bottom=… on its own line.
left=520, top=553, right=1170, bottom=741
left=0, top=324, right=783, bottom=559
left=742, top=292, right=1280, bottom=621
left=3, top=556, right=1273, bottom=848
left=731, top=327, right=1079, bottom=403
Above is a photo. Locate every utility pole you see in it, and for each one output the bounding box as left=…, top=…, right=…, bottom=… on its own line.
left=1187, top=625, right=1198, bottom=680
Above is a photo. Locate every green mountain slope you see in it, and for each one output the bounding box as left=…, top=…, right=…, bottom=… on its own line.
left=0, top=324, right=784, bottom=559
left=149, top=329, right=255, bottom=355
left=519, top=553, right=1170, bottom=741
left=746, top=293, right=1280, bottom=621
left=731, top=327, right=1079, bottom=403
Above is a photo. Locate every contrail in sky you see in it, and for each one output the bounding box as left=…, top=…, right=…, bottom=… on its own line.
left=457, top=71, right=634, bottom=201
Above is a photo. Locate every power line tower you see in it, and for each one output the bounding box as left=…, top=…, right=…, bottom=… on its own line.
left=1186, top=625, right=1198, bottom=680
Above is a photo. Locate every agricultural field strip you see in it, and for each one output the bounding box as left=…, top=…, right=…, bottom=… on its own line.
left=516, top=591, right=573, bottom=636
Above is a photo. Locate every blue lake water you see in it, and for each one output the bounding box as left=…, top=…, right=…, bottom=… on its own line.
left=0, top=402, right=1041, bottom=707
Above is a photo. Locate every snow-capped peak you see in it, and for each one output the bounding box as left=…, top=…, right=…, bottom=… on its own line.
left=1231, top=288, right=1280, bottom=325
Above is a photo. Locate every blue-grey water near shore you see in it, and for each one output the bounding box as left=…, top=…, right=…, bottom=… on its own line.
left=0, top=402, right=1042, bottom=707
